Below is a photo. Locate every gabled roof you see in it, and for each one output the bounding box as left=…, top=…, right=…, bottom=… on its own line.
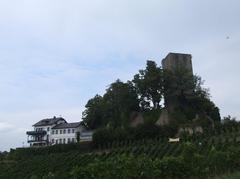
left=52, top=122, right=82, bottom=129
left=33, top=117, right=66, bottom=127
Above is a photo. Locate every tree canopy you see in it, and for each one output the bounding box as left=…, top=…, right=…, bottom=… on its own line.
left=82, top=80, right=139, bottom=129
left=82, top=59, right=221, bottom=129
left=132, top=60, right=163, bottom=110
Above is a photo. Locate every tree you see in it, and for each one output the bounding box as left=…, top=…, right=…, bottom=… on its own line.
left=133, top=60, right=163, bottom=110
left=222, top=115, right=238, bottom=129
left=163, top=68, right=195, bottom=111
left=222, top=115, right=237, bottom=123
left=103, top=80, right=140, bottom=127
left=82, top=95, right=106, bottom=129
left=83, top=59, right=221, bottom=129
left=83, top=80, right=139, bottom=129
left=163, top=68, right=221, bottom=122
left=76, top=132, right=80, bottom=143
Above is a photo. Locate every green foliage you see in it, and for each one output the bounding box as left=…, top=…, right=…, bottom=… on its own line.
left=42, top=172, right=56, bottom=179
left=1, top=132, right=240, bottom=179
left=76, top=132, right=80, bottom=142
left=134, top=123, right=162, bottom=139
left=30, top=175, right=38, bottom=179
left=83, top=80, right=139, bottom=129
left=82, top=94, right=106, bottom=129
left=163, top=67, right=221, bottom=123
left=163, top=68, right=195, bottom=102
left=103, top=80, right=140, bottom=128
left=0, top=151, right=8, bottom=161
left=92, top=128, right=115, bottom=147
left=92, top=126, right=154, bottom=148
left=133, top=60, right=163, bottom=110
left=8, top=142, right=92, bottom=160
left=7, top=57, right=236, bottom=178
left=214, top=172, right=240, bottom=179
left=82, top=59, right=221, bottom=133
left=143, top=108, right=161, bottom=124
left=92, top=123, right=179, bottom=148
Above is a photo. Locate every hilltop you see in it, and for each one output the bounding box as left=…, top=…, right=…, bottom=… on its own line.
left=1, top=53, right=239, bottom=179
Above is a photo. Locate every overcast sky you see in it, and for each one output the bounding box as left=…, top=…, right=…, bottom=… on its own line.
left=0, top=0, right=239, bottom=151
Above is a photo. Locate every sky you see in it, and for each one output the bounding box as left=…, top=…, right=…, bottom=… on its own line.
left=0, top=0, right=240, bottom=151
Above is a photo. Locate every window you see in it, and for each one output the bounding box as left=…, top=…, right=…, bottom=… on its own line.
left=63, top=129, right=66, bottom=134
left=72, top=138, right=75, bottom=143
left=63, top=138, right=66, bottom=144
left=60, top=130, right=62, bottom=134
left=59, top=139, right=62, bottom=144
left=72, top=129, right=75, bottom=133
left=47, top=127, right=50, bottom=131
left=68, top=129, right=70, bottom=133
left=52, top=139, right=55, bottom=143
left=56, top=139, right=58, bottom=144
left=68, top=138, right=71, bottom=143
left=56, top=130, right=58, bottom=134
left=52, top=130, right=55, bottom=135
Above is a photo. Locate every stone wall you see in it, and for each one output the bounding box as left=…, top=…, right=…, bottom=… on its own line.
left=162, top=52, right=193, bottom=75
left=162, top=52, right=194, bottom=113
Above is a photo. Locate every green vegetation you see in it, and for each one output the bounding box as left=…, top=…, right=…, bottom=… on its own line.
left=82, top=80, right=140, bottom=129
left=214, top=172, right=240, bottom=179
left=0, top=59, right=238, bottom=178
left=82, top=60, right=220, bottom=132
left=1, top=125, right=240, bottom=178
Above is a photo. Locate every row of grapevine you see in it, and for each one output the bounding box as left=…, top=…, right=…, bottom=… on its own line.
left=1, top=128, right=240, bottom=178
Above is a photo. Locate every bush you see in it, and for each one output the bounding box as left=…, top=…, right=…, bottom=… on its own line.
left=93, top=124, right=168, bottom=147
left=8, top=142, right=92, bottom=160
left=134, top=123, right=162, bottom=139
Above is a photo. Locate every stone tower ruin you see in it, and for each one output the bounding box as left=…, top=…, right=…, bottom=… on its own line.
left=157, top=52, right=194, bottom=126
left=162, top=52, right=193, bottom=112
left=162, top=53, right=193, bottom=75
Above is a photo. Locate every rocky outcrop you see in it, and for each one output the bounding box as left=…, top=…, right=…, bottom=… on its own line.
left=155, top=108, right=170, bottom=126
left=130, top=112, right=144, bottom=127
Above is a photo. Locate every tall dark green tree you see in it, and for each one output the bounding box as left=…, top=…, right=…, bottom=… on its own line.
left=133, top=60, right=163, bottom=110
left=103, top=79, right=140, bottom=127
left=83, top=80, right=139, bottom=129
left=82, top=95, right=106, bottom=129
left=163, top=68, right=220, bottom=122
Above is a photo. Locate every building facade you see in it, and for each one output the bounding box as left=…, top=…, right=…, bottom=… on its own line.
left=26, top=117, right=92, bottom=147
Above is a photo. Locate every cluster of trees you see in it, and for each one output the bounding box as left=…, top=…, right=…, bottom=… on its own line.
left=92, top=123, right=178, bottom=147
left=82, top=60, right=220, bottom=130
left=0, top=151, right=8, bottom=161
left=82, top=81, right=139, bottom=129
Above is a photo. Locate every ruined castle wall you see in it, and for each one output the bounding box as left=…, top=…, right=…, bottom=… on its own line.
left=162, top=53, right=193, bottom=75
left=162, top=53, right=194, bottom=113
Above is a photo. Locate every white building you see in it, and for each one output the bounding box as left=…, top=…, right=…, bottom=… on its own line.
left=26, top=116, right=92, bottom=147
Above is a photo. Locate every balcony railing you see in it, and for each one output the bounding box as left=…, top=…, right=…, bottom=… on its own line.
left=27, top=139, right=48, bottom=143
left=26, top=130, right=47, bottom=136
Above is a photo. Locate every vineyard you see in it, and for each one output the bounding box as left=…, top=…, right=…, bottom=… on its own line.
left=1, top=126, right=240, bottom=179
